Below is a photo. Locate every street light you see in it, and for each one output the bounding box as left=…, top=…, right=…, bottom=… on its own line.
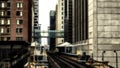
left=101, top=50, right=118, bottom=68
left=102, top=50, right=105, bottom=61
left=113, top=50, right=118, bottom=68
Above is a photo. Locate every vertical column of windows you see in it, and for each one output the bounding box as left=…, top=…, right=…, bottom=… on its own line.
left=16, top=2, right=23, bottom=16
left=85, top=0, right=88, bottom=40
left=0, top=1, right=11, bottom=41
left=16, top=2, right=23, bottom=39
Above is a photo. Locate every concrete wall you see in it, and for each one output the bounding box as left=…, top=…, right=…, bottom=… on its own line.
left=88, top=0, right=120, bottom=67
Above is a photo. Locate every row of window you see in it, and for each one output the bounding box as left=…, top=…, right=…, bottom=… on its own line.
left=0, top=28, right=23, bottom=34
left=0, top=37, right=23, bottom=41
left=16, top=11, right=23, bottom=16
left=0, top=28, right=10, bottom=34
left=0, top=2, right=23, bottom=8
left=0, top=37, right=10, bottom=41
left=0, top=19, right=10, bottom=25
left=17, top=2, right=23, bottom=8
left=0, top=11, right=23, bottom=17
left=0, top=2, right=10, bottom=8
left=0, top=19, right=23, bottom=25
left=0, top=11, right=10, bottom=16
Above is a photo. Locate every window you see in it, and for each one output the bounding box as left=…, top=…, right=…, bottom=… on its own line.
left=16, top=11, right=23, bottom=16
left=16, top=28, right=22, bottom=33
left=1, top=37, right=4, bottom=41
left=16, top=37, right=23, bottom=41
left=1, top=2, right=5, bottom=8
left=7, top=11, right=10, bottom=16
left=62, top=26, right=63, bottom=28
left=0, top=11, right=4, bottom=16
left=17, top=19, right=23, bottom=25
left=0, top=28, right=4, bottom=33
left=7, top=19, right=10, bottom=25
left=62, top=3, right=63, bottom=6
left=61, top=12, right=63, bottom=15
left=1, top=19, right=4, bottom=25
left=17, top=2, right=23, bottom=8
left=62, top=17, right=63, bottom=19
left=7, top=37, right=10, bottom=41
left=20, top=11, right=23, bottom=16
left=7, top=2, right=11, bottom=7
left=34, top=24, right=38, bottom=26
left=35, top=16, right=38, bottom=18
left=62, top=21, right=63, bottom=24
left=62, top=7, right=63, bottom=10
left=7, top=28, right=10, bottom=34
left=62, top=40, right=64, bottom=43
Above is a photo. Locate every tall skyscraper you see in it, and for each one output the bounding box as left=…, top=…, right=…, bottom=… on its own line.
left=72, top=0, right=88, bottom=54
left=73, top=0, right=120, bottom=67
left=49, top=10, right=56, bottom=50
left=56, top=0, right=73, bottom=44
left=33, top=0, right=41, bottom=43
left=56, top=0, right=64, bottom=45
left=0, top=0, right=33, bottom=67
left=64, top=0, right=73, bottom=43
left=88, top=0, right=120, bottom=67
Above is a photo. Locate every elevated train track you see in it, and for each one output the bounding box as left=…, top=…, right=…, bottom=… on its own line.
left=47, top=52, right=94, bottom=68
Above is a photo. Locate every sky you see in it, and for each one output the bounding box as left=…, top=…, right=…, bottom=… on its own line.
left=39, top=0, right=57, bottom=45
left=39, top=0, right=57, bottom=31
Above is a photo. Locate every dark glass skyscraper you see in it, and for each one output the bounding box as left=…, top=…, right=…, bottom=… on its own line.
left=64, top=0, right=73, bottom=43
left=49, top=10, right=56, bottom=51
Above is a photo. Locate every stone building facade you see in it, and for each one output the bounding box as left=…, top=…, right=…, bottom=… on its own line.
left=72, top=0, right=120, bottom=67
left=88, top=0, right=120, bottom=67
left=56, top=0, right=64, bottom=45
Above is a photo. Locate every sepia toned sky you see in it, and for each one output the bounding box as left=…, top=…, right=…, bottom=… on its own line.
left=39, top=0, right=57, bottom=31
left=39, top=0, right=57, bottom=45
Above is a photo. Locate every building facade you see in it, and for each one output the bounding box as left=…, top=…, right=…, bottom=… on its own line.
left=64, top=0, right=73, bottom=43
left=56, top=0, right=64, bottom=45
left=0, top=0, right=32, bottom=42
left=72, top=0, right=88, bottom=54
left=88, top=0, right=120, bottom=67
left=49, top=10, right=56, bottom=50
left=0, top=0, right=33, bottom=67
left=33, top=0, right=41, bottom=43
left=72, top=0, right=120, bottom=67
